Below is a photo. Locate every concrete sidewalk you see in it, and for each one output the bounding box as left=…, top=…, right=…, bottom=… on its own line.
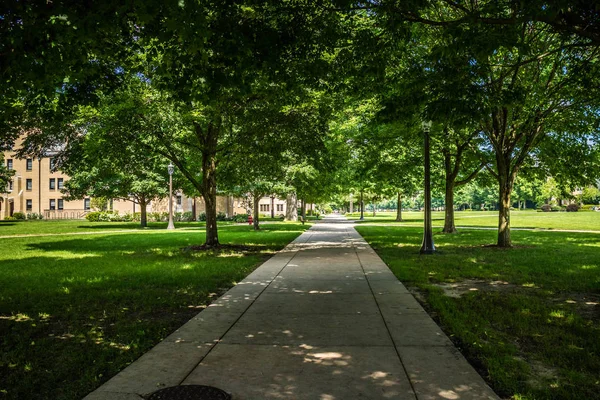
left=84, top=215, right=499, bottom=400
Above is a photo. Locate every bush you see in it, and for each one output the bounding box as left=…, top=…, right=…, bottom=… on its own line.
left=11, top=212, right=26, bottom=220
left=551, top=205, right=564, bottom=212
left=86, top=211, right=128, bottom=222
left=232, top=213, right=248, bottom=223
left=182, top=211, right=195, bottom=222
left=26, top=213, right=43, bottom=220
left=580, top=204, right=598, bottom=211
left=540, top=204, right=552, bottom=212
left=120, top=212, right=133, bottom=222
left=216, top=212, right=228, bottom=221
left=197, top=212, right=207, bottom=221
left=566, top=203, right=580, bottom=212
left=148, top=212, right=161, bottom=222
left=85, top=211, right=102, bottom=222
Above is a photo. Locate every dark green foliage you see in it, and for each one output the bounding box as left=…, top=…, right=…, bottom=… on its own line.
left=566, top=203, right=580, bottom=212
left=11, top=212, right=25, bottom=220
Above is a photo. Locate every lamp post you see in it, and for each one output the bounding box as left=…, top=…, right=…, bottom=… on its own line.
left=167, top=163, right=175, bottom=230
left=420, top=120, right=435, bottom=254
left=360, top=189, right=364, bottom=220
left=37, top=156, right=42, bottom=215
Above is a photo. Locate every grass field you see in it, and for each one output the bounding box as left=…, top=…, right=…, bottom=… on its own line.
left=0, top=222, right=309, bottom=400
left=347, top=209, right=600, bottom=231
left=355, top=218, right=600, bottom=400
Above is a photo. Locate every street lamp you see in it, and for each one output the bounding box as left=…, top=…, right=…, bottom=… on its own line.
left=167, top=163, right=175, bottom=230
left=360, top=189, right=364, bottom=220
left=420, top=120, right=435, bottom=254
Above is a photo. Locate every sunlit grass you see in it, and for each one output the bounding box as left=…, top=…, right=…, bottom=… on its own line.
left=0, top=222, right=309, bottom=400
left=356, top=225, right=600, bottom=400
left=347, top=210, right=600, bottom=231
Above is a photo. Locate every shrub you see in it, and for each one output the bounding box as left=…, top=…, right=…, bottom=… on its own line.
left=11, top=212, right=26, bottom=220
left=182, top=211, right=195, bottom=222
left=85, top=211, right=102, bottom=222
left=551, top=205, right=564, bottom=212
left=232, top=213, right=248, bottom=223
left=566, top=203, right=580, bottom=212
left=580, top=204, right=597, bottom=211
left=149, top=212, right=162, bottom=222
left=540, top=204, right=552, bottom=212
left=197, top=212, right=207, bottom=221
left=26, top=213, right=43, bottom=220
left=120, top=212, right=133, bottom=222
left=216, top=212, right=228, bottom=221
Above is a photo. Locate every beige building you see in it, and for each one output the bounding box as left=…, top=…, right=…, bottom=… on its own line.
left=2, top=135, right=310, bottom=221
left=1, top=152, right=90, bottom=220
left=1, top=137, right=248, bottom=220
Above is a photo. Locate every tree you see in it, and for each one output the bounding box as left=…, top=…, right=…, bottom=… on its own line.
left=131, top=2, right=342, bottom=245
left=61, top=95, right=171, bottom=228
left=435, top=127, right=488, bottom=233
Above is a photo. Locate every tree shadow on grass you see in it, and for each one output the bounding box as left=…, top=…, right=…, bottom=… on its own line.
left=0, top=245, right=270, bottom=400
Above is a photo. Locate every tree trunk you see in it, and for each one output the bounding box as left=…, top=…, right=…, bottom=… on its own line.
left=301, top=198, right=306, bottom=219
left=139, top=198, right=147, bottom=228
left=442, top=182, right=457, bottom=233
left=202, top=124, right=219, bottom=247
left=396, top=191, right=403, bottom=222
left=372, top=203, right=376, bottom=217
left=285, top=192, right=297, bottom=221
left=270, top=196, right=274, bottom=219
left=253, top=194, right=260, bottom=231
left=496, top=162, right=514, bottom=247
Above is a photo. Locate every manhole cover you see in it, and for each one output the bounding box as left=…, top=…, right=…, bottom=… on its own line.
left=147, top=385, right=231, bottom=400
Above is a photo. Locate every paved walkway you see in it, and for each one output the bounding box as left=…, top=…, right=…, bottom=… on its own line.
left=84, top=215, right=499, bottom=400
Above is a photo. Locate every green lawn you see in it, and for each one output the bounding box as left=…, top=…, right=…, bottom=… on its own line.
left=0, top=219, right=217, bottom=236
left=0, top=222, right=309, bottom=400
left=355, top=224, right=600, bottom=400
left=348, top=209, right=600, bottom=231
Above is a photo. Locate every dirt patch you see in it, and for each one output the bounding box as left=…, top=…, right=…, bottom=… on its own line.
left=425, top=279, right=599, bottom=322
left=429, top=279, right=534, bottom=298
left=552, top=292, right=600, bottom=321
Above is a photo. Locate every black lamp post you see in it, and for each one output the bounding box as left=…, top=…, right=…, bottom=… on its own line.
left=359, top=189, right=364, bottom=220
left=420, top=120, right=435, bottom=254
left=167, top=163, right=175, bottom=230
left=37, top=156, right=42, bottom=215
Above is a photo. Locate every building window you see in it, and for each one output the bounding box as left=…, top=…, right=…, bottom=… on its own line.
left=49, top=178, right=56, bottom=190
left=26, top=199, right=33, bottom=211
left=57, top=178, right=64, bottom=190
left=6, top=159, right=13, bottom=170
left=176, top=195, right=182, bottom=205
left=26, top=159, right=33, bottom=171
left=49, top=158, right=56, bottom=171
left=84, top=198, right=91, bottom=210
left=58, top=199, right=64, bottom=210
left=26, top=179, right=32, bottom=190
left=277, top=204, right=284, bottom=212
left=260, top=204, right=270, bottom=212
left=8, top=180, right=13, bottom=192
left=49, top=199, right=56, bottom=210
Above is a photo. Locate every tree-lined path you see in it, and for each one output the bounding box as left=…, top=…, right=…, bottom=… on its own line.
left=84, top=215, right=498, bottom=400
